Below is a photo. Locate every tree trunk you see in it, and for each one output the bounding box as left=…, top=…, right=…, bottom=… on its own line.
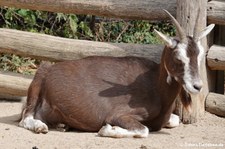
left=175, top=0, right=208, bottom=123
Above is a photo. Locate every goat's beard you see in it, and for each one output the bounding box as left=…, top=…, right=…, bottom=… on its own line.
left=179, top=87, right=192, bottom=113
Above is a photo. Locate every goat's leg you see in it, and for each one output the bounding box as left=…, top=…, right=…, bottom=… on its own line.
left=19, top=63, right=51, bottom=133
left=98, top=115, right=149, bottom=138
left=19, top=96, right=48, bottom=133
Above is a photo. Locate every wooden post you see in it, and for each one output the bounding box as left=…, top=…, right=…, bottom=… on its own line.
left=175, top=0, right=208, bottom=123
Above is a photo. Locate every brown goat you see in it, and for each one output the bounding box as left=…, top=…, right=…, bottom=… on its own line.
left=19, top=10, right=214, bottom=138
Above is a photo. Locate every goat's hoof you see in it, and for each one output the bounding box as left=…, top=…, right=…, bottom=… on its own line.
left=34, top=120, right=49, bottom=134
left=19, top=116, right=48, bottom=133
left=98, top=124, right=149, bottom=138
left=166, top=114, right=180, bottom=128
left=98, top=124, right=111, bottom=136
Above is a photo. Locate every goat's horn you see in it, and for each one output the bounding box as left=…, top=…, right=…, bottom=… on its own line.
left=193, top=8, right=200, bottom=41
left=163, top=9, right=187, bottom=43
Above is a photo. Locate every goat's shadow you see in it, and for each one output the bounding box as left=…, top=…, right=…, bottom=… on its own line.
left=0, top=114, right=20, bottom=126
left=0, top=99, right=21, bottom=127
left=98, top=66, right=159, bottom=110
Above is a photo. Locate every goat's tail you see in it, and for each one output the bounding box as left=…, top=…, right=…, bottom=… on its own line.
left=19, top=62, right=52, bottom=121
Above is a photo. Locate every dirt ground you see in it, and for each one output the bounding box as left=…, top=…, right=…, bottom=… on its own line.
left=0, top=99, right=225, bottom=149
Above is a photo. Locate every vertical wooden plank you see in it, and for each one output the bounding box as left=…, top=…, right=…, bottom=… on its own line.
left=176, top=0, right=208, bottom=123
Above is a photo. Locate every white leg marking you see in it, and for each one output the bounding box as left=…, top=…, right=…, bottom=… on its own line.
left=166, top=114, right=180, bottom=128
left=98, top=124, right=149, bottom=138
left=19, top=115, right=48, bottom=133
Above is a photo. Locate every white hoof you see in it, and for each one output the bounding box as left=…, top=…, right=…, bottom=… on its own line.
left=98, top=124, right=148, bottom=138
left=19, top=115, right=48, bottom=133
left=166, top=114, right=180, bottom=128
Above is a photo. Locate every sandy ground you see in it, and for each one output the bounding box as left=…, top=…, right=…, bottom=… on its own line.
left=0, top=99, right=225, bottom=149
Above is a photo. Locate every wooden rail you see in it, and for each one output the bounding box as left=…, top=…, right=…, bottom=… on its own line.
left=0, top=0, right=225, bottom=25
left=206, top=92, right=225, bottom=117
left=208, top=0, right=225, bottom=25
left=0, top=28, right=163, bottom=64
left=0, top=0, right=176, bottom=21
left=0, top=71, right=32, bottom=96
left=207, top=45, right=225, bottom=70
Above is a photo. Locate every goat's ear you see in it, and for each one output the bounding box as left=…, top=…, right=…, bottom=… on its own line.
left=197, top=24, right=215, bottom=41
left=154, top=29, right=176, bottom=48
left=179, top=88, right=192, bottom=113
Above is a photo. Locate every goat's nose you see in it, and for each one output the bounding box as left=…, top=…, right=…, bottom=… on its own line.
left=193, top=82, right=203, bottom=91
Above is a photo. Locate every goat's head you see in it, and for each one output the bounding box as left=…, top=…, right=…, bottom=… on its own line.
left=155, top=10, right=214, bottom=96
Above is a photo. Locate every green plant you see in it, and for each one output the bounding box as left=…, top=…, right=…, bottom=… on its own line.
left=94, top=20, right=175, bottom=44
left=0, top=54, right=37, bottom=75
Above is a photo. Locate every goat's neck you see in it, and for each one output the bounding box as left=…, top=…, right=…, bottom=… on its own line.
left=157, top=52, right=182, bottom=112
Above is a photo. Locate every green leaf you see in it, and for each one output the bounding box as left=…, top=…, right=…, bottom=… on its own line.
left=17, top=9, right=28, bottom=17
left=69, top=16, right=78, bottom=33
left=56, top=13, right=67, bottom=22
left=79, top=21, right=93, bottom=37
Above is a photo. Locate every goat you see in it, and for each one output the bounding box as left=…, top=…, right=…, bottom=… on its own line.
left=19, top=10, right=214, bottom=138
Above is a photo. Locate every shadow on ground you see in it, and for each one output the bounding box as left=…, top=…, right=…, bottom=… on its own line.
left=0, top=114, right=20, bottom=126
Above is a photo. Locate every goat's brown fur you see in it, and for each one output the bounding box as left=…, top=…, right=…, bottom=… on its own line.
left=20, top=53, right=184, bottom=133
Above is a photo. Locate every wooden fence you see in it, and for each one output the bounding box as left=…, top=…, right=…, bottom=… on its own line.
left=0, top=0, right=225, bottom=123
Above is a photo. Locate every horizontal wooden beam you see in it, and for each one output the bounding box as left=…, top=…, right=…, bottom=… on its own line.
left=0, top=28, right=163, bottom=64
left=206, top=92, right=225, bottom=117
left=0, top=0, right=224, bottom=25
left=207, top=45, right=225, bottom=70
left=0, top=0, right=176, bottom=21
left=0, top=71, right=32, bottom=96
left=207, top=0, right=225, bottom=25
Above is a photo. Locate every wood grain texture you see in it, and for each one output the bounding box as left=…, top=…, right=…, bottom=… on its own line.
left=175, top=0, right=207, bottom=124
left=206, top=92, right=225, bottom=117
left=0, top=0, right=176, bottom=21
left=0, top=28, right=163, bottom=64
left=207, top=45, right=225, bottom=70
left=0, top=0, right=224, bottom=24
left=0, top=71, right=32, bottom=96
left=208, top=0, right=225, bottom=25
